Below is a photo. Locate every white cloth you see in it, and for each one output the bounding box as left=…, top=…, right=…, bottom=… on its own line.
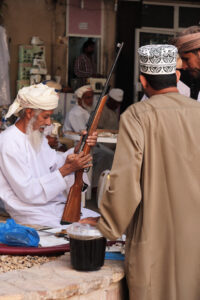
left=75, top=85, right=92, bottom=99
left=0, top=125, right=99, bottom=227
left=43, top=124, right=53, bottom=136
left=63, top=104, right=90, bottom=132
left=109, top=88, right=124, bottom=102
left=177, top=80, right=190, bottom=97
left=198, top=91, right=200, bottom=102
left=0, top=26, right=10, bottom=106
left=5, top=83, right=59, bottom=119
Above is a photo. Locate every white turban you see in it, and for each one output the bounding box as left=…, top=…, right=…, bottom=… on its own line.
left=109, top=88, right=124, bottom=102
left=5, top=83, right=59, bottom=119
left=75, top=85, right=93, bottom=99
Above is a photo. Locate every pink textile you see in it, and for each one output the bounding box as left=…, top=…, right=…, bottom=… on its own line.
left=175, top=32, right=200, bottom=53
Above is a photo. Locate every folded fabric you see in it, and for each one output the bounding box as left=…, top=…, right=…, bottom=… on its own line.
left=0, top=219, right=40, bottom=247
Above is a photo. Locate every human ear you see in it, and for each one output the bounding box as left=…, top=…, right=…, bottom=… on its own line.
left=140, top=75, right=148, bottom=89
left=25, top=108, right=34, bottom=120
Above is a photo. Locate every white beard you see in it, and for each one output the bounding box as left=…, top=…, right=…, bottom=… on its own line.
left=26, top=119, right=44, bottom=153
left=82, top=101, right=93, bottom=113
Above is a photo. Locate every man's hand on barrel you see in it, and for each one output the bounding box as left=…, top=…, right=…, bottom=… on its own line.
left=79, top=217, right=100, bottom=227
left=74, top=130, right=98, bottom=153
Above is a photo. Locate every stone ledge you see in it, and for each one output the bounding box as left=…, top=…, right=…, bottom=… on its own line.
left=0, top=253, right=125, bottom=299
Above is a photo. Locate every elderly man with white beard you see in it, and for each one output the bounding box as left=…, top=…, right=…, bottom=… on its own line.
left=63, top=85, right=94, bottom=132
left=0, top=83, right=99, bottom=227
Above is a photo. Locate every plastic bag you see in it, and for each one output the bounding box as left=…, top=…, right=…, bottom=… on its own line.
left=0, top=219, right=40, bottom=247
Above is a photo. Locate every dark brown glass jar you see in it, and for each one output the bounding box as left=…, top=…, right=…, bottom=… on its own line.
left=70, top=236, right=106, bottom=271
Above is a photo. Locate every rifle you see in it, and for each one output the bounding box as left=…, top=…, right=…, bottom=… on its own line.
left=61, top=42, right=124, bottom=224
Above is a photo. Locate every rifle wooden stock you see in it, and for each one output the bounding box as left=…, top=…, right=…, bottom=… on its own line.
left=61, top=95, right=108, bottom=224
left=61, top=170, right=83, bottom=223
left=60, top=42, right=124, bottom=224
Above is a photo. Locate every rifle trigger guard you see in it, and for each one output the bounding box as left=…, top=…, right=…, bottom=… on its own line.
left=84, top=167, right=90, bottom=173
left=82, top=182, right=88, bottom=192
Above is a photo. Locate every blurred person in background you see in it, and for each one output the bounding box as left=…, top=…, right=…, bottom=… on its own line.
left=73, top=38, right=101, bottom=89
left=98, top=88, right=124, bottom=131
left=172, top=25, right=200, bottom=101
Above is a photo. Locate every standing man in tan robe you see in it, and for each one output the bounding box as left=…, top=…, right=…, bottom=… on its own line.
left=81, top=44, right=200, bottom=300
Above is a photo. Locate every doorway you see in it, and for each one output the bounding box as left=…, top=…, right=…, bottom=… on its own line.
left=133, top=1, right=200, bottom=102
left=68, top=36, right=101, bottom=90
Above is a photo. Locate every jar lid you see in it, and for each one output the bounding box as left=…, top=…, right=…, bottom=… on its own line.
left=67, top=222, right=103, bottom=239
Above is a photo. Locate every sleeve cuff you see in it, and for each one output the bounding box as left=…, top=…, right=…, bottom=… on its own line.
left=97, top=218, right=119, bottom=241
left=39, top=170, right=66, bottom=200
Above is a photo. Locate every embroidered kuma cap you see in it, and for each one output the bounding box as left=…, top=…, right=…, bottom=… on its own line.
left=138, top=44, right=178, bottom=75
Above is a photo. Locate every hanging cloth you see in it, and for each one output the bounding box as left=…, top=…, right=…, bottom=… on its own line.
left=0, top=26, right=10, bottom=106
